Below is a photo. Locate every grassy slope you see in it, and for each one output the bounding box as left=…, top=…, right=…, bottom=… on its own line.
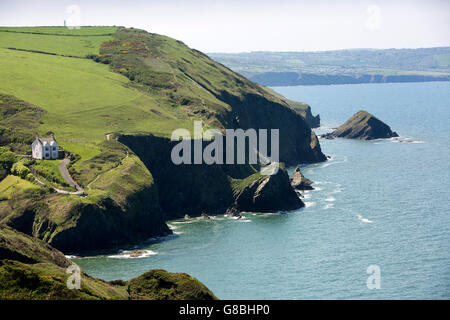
left=0, top=32, right=113, bottom=57
left=0, top=175, right=38, bottom=198
left=0, top=47, right=190, bottom=166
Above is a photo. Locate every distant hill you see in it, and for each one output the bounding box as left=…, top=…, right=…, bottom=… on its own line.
left=209, top=47, right=450, bottom=86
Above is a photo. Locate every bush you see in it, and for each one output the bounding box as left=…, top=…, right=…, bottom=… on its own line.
left=0, top=147, right=17, bottom=173
left=25, top=173, right=35, bottom=182
left=11, top=161, right=30, bottom=179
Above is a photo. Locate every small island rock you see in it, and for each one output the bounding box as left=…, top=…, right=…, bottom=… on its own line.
left=327, top=110, right=398, bottom=140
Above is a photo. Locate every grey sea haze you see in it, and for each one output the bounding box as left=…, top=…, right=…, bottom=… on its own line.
left=73, top=81, right=450, bottom=299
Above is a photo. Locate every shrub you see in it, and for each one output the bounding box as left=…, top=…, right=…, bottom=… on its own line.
left=11, top=161, right=30, bottom=179
left=25, top=173, right=35, bottom=182
left=0, top=147, right=17, bottom=173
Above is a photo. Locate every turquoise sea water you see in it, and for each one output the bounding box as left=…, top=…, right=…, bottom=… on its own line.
left=73, top=82, right=450, bottom=299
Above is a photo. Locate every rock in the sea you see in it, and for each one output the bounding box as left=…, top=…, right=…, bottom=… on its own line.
left=330, top=110, right=398, bottom=140
left=232, top=164, right=304, bottom=212
left=200, top=213, right=210, bottom=220
left=129, top=250, right=147, bottom=258
left=290, top=167, right=314, bottom=190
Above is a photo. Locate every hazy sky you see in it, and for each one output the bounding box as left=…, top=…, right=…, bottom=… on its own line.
left=0, top=0, right=449, bottom=53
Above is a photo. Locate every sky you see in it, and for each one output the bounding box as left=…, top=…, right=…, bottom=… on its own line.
left=0, top=0, right=449, bottom=53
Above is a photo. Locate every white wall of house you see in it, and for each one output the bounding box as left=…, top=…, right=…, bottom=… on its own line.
left=32, top=140, right=42, bottom=159
left=32, top=138, right=59, bottom=160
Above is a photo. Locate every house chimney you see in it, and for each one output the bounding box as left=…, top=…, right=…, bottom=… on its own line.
left=36, top=132, right=39, bottom=139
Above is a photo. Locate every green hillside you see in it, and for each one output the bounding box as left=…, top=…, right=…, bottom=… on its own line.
left=0, top=26, right=324, bottom=253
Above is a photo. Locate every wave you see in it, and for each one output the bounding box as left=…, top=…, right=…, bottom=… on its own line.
left=108, top=249, right=157, bottom=259
left=325, top=196, right=336, bottom=202
left=390, top=136, right=425, bottom=144
left=324, top=203, right=334, bottom=209
left=320, top=155, right=348, bottom=168
left=329, top=188, right=343, bottom=194
left=170, top=220, right=197, bottom=224
left=304, top=201, right=316, bottom=208
left=356, top=214, right=373, bottom=223
left=314, top=181, right=333, bottom=185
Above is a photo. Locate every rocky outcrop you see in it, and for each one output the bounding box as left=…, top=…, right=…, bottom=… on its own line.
left=0, top=167, right=171, bottom=253
left=120, top=135, right=305, bottom=218
left=323, top=110, right=398, bottom=140
left=290, top=167, right=314, bottom=191
left=231, top=164, right=304, bottom=213
left=0, top=226, right=216, bottom=300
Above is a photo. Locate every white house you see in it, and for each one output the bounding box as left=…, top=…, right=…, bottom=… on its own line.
left=32, top=134, right=59, bottom=160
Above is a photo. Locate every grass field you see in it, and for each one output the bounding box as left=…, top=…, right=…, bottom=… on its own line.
left=0, top=47, right=192, bottom=164
left=0, top=174, right=38, bottom=198
left=0, top=32, right=113, bottom=57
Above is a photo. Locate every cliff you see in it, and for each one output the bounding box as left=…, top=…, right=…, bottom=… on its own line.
left=0, top=226, right=217, bottom=300
left=324, top=110, right=398, bottom=140
left=119, top=135, right=305, bottom=219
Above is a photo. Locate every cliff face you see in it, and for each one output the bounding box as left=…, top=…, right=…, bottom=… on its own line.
left=0, top=226, right=217, bottom=300
left=1, top=177, right=171, bottom=253
left=327, top=110, right=398, bottom=140
left=232, top=165, right=304, bottom=213
left=215, top=92, right=325, bottom=164
left=119, top=135, right=305, bottom=219
left=101, top=28, right=326, bottom=165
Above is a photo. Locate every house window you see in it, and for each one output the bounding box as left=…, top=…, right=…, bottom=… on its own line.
left=52, top=146, right=56, bottom=151
left=45, top=153, right=49, bottom=158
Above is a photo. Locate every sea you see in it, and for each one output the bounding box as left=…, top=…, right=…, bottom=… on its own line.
left=73, top=81, right=450, bottom=299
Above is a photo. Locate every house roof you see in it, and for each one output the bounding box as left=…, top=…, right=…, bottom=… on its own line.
left=35, top=136, right=57, bottom=145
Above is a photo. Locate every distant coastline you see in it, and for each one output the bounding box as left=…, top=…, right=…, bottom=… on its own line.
left=247, top=72, right=450, bottom=86
left=209, top=47, right=450, bottom=86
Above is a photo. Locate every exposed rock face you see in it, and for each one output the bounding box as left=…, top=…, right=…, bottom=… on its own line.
left=0, top=226, right=217, bottom=300
left=120, top=135, right=305, bottom=218
left=290, top=167, right=314, bottom=191
left=232, top=164, right=304, bottom=213
left=326, top=110, right=398, bottom=140
left=1, top=185, right=171, bottom=253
